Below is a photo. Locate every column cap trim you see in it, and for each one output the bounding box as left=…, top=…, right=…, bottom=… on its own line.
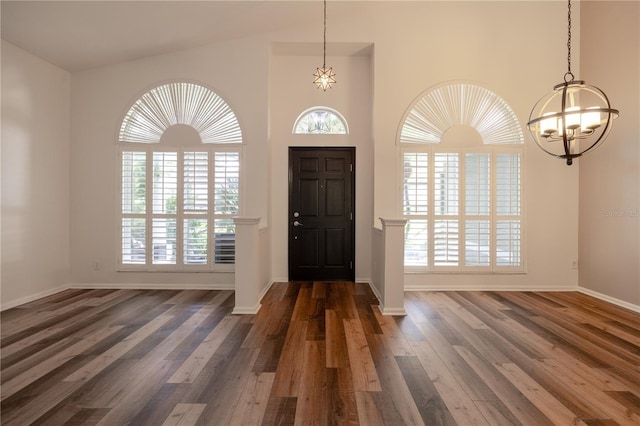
left=379, top=218, right=407, bottom=227
left=233, top=217, right=261, bottom=225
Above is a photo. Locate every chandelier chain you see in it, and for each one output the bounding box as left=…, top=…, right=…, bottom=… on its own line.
left=565, top=0, right=574, bottom=82
left=323, top=0, right=327, bottom=68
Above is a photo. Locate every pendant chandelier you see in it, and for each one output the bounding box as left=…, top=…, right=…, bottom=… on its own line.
left=527, top=0, right=619, bottom=166
left=313, top=0, right=336, bottom=91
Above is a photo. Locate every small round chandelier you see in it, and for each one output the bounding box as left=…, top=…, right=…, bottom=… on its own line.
left=527, top=0, right=619, bottom=166
left=313, top=0, right=336, bottom=91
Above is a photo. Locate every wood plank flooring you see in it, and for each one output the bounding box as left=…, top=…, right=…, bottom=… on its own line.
left=1, top=283, right=639, bottom=425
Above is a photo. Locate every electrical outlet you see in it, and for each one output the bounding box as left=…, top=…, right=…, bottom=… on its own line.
left=571, top=260, right=578, bottom=269
left=94, top=261, right=102, bottom=271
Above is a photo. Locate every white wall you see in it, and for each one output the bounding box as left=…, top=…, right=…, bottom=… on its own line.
left=4, top=1, right=637, bottom=307
left=268, top=53, right=374, bottom=282
left=267, top=1, right=582, bottom=290
left=1, top=41, right=70, bottom=309
left=579, top=1, right=640, bottom=307
left=69, top=37, right=270, bottom=288
left=363, top=1, right=581, bottom=290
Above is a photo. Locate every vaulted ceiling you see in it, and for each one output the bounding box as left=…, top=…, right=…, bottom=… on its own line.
left=1, top=0, right=365, bottom=72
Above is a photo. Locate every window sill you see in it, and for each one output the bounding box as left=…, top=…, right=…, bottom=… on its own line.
left=404, top=268, right=526, bottom=275
left=117, top=266, right=234, bottom=273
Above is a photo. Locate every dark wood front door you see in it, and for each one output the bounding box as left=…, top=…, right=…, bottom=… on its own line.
left=289, top=147, right=355, bottom=281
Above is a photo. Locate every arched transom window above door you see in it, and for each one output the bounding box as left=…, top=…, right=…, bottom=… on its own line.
left=293, top=106, right=349, bottom=135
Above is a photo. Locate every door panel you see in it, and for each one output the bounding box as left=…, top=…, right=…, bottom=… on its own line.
left=289, top=147, right=355, bottom=281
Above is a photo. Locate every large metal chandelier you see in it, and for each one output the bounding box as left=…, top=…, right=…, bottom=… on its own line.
left=527, top=0, right=619, bottom=166
left=313, top=0, right=336, bottom=91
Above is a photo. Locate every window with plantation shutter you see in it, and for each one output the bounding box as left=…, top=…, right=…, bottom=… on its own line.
left=400, top=82, right=523, bottom=273
left=465, top=153, right=490, bottom=267
left=402, top=148, right=522, bottom=272
left=403, top=153, right=428, bottom=265
left=495, top=153, right=521, bottom=267
left=213, top=152, right=239, bottom=264
left=434, top=153, right=460, bottom=266
left=118, top=82, right=242, bottom=271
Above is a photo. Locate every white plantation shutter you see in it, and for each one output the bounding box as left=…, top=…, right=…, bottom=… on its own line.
left=213, top=152, right=239, bottom=264
left=214, top=219, right=235, bottom=264
left=122, top=151, right=146, bottom=264
left=433, top=153, right=459, bottom=267
left=496, top=153, right=521, bottom=266
left=122, top=151, right=146, bottom=214
left=402, top=148, right=522, bottom=271
left=404, top=219, right=428, bottom=266
left=214, top=152, right=240, bottom=215
left=184, top=152, right=208, bottom=212
left=122, top=218, right=146, bottom=264
left=399, top=83, right=523, bottom=145
left=465, top=153, right=491, bottom=267
left=496, top=153, right=521, bottom=216
left=153, top=218, right=176, bottom=264
left=434, top=219, right=459, bottom=266
left=120, top=148, right=241, bottom=268
left=403, top=153, right=429, bottom=266
left=184, top=218, right=208, bottom=265
left=496, top=220, right=521, bottom=266
left=118, top=82, right=242, bottom=270
left=119, top=82, right=242, bottom=144
left=182, top=152, right=209, bottom=265
left=153, top=152, right=178, bottom=214
left=403, top=153, right=428, bottom=216
left=434, top=153, right=459, bottom=216
left=400, top=82, right=523, bottom=272
left=465, top=153, right=490, bottom=216
left=465, top=219, right=490, bottom=266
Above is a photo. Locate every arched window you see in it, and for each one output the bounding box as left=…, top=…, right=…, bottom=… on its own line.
left=119, top=82, right=241, bottom=271
left=399, top=82, right=523, bottom=145
left=120, top=82, right=242, bottom=144
left=293, top=106, right=348, bottom=134
left=399, top=82, right=523, bottom=272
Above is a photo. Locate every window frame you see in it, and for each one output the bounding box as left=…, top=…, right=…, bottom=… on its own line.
left=401, top=144, right=525, bottom=274
left=117, top=81, right=243, bottom=273
left=292, top=106, right=349, bottom=135
left=118, top=144, right=241, bottom=272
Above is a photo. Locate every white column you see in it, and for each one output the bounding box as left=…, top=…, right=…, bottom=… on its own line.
left=379, top=218, right=407, bottom=315
left=232, top=217, right=261, bottom=314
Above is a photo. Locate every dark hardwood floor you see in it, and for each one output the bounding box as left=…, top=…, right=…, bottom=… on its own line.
left=1, top=282, right=639, bottom=425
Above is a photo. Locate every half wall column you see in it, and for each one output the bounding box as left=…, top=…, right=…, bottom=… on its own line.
left=232, top=217, right=262, bottom=314
left=379, top=218, right=407, bottom=315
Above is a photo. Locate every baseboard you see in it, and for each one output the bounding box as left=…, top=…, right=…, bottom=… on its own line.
left=232, top=280, right=274, bottom=315
left=361, top=280, right=407, bottom=316
left=1, top=285, right=69, bottom=311
left=232, top=304, right=262, bottom=315
left=257, top=280, right=275, bottom=303
left=405, top=284, right=578, bottom=292
left=8, top=281, right=635, bottom=316
left=578, top=286, right=640, bottom=313
left=377, top=305, right=407, bottom=316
